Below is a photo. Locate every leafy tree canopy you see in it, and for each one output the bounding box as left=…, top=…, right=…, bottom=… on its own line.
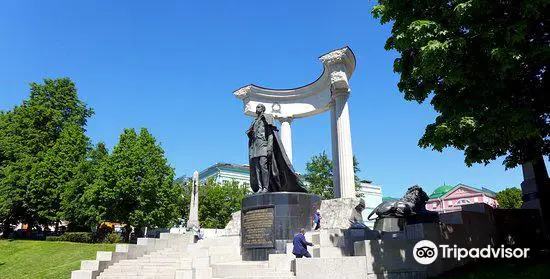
left=303, top=152, right=362, bottom=199
left=0, top=78, right=93, bottom=228
left=198, top=178, right=248, bottom=229
left=372, top=0, right=549, bottom=168
left=91, top=128, right=182, bottom=229
left=496, top=187, right=523, bottom=209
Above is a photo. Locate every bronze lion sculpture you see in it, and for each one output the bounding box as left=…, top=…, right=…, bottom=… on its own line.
left=367, top=185, right=430, bottom=220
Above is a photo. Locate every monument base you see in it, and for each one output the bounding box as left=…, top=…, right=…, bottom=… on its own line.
left=374, top=213, right=439, bottom=232
left=241, top=192, right=321, bottom=261
left=374, top=217, right=407, bottom=232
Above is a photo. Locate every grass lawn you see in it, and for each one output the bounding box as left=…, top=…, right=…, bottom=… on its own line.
left=0, top=239, right=115, bottom=279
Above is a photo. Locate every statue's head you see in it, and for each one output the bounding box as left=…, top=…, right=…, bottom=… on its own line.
left=256, top=104, right=266, bottom=116
left=403, top=185, right=429, bottom=207
left=356, top=198, right=366, bottom=212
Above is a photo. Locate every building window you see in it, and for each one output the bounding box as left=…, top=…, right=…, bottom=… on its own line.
left=432, top=202, right=437, bottom=209
left=473, top=197, right=478, bottom=202
left=456, top=199, right=472, bottom=206
left=447, top=201, right=453, bottom=206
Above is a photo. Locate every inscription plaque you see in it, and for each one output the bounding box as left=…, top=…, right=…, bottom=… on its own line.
left=242, top=205, right=275, bottom=248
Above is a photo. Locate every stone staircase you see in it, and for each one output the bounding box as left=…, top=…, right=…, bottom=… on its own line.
left=211, top=261, right=295, bottom=279
left=74, top=232, right=296, bottom=279
left=97, top=246, right=193, bottom=279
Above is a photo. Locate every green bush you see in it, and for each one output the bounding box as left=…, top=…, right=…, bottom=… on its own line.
left=45, top=232, right=94, bottom=243
left=44, top=236, right=61, bottom=241
left=102, top=233, right=121, bottom=244
left=61, top=232, right=94, bottom=243
left=44, top=232, right=123, bottom=244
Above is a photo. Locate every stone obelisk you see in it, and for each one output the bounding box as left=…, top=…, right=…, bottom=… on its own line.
left=186, top=170, right=200, bottom=229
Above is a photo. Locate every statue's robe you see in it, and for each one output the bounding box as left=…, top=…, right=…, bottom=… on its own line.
left=248, top=114, right=308, bottom=193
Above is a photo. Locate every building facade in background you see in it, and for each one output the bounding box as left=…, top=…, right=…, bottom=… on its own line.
left=357, top=180, right=383, bottom=228
left=198, top=163, right=250, bottom=187
left=426, top=184, right=499, bottom=213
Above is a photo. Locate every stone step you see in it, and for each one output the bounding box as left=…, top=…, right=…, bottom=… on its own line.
left=209, top=254, right=243, bottom=264
left=99, top=271, right=176, bottom=276
left=199, top=235, right=240, bottom=242
left=113, top=262, right=181, bottom=268
left=213, top=271, right=295, bottom=278
left=102, top=265, right=187, bottom=273
left=107, top=264, right=180, bottom=269
left=312, top=246, right=344, bottom=258
left=211, top=262, right=293, bottom=278
left=98, top=275, right=174, bottom=279
left=145, top=253, right=187, bottom=258
left=116, top=260, right=181, bottom=265
left=142, top=252, right=190, bottom=257
left=211, top=261, right=269, bottom=269
left=136, top=257, right=182, bottom=262
left=138, top=256, right=191, bottom=262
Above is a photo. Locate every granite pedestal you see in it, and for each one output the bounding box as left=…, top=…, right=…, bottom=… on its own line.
left=241, top=192, right=321, bottom=261
left=374, top=213, right=439, bottom=232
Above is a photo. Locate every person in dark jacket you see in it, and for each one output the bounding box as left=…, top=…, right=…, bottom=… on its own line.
left=292, top=228, right=313, bottom=258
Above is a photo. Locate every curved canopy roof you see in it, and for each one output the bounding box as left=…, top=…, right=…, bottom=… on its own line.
left=233, top=46, right=356, bottom=119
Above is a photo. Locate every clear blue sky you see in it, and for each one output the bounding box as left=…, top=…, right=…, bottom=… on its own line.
left=0, top=1, right=526, bottom=198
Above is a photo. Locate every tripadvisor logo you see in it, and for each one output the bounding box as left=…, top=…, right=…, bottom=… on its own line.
left=413, top=240, right=530, bottom=265
left=413, top=240, right=438, bottom=264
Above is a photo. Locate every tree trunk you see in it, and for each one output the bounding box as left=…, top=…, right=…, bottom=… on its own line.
left=122, top=225, right=131, bottom=243
left=521, top=156, right=550, bottom=245
left=1, top=219, right=13, bottom=238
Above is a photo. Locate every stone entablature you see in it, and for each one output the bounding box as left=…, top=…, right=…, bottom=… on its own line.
left=233, top=47, right=355, bottom=119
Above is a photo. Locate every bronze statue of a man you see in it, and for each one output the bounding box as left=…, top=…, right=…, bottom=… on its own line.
left=247, top=104, right=273, bottom=193
left=246, top=104, right=307, bottom=194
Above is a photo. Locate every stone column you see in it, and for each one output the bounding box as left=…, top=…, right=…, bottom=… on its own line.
left=320, top=48, right=356, bottom=199
left=330, top=102, right=341, bottom=198
left=186, top=170, right=200, bottom=229
left=332, top=87, right=355, bottom=198
left=279, top=117, right=293, bottom=163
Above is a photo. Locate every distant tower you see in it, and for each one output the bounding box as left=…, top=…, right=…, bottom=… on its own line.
left=186, top=170, right=200, bottom=229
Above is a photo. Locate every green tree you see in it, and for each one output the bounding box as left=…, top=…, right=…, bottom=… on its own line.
left=173, top=175, right=191, bottom=226
left=26, top=124, right=90, bottom=228
left=496, top=187, right=523, bottom=209
left=303, top=152, right=362, bottom=199
left=0, top=78, right=93, bottom=232
left=372, top=0, right=549, bottom=237
left=198, top=178, right=247, bottom=228
left=303, top=152, right=333, bottom=199
left=372, top=1, right=548, bottom=168
left=89, top=128, right=182, bottom=234
left=61, top=142, right=109, bottom=230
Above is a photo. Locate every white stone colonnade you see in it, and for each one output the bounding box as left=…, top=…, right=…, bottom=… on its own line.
left=233, top=46, right=356, bottom=198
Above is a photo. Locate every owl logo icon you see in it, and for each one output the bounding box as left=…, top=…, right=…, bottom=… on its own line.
left=413, top=240, right=438, bottom=265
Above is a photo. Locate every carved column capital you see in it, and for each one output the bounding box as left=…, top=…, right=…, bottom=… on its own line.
left=331, top=85, right=350, bottom=103
left=330, top=71, right=349, bottom=91
left=278, top=116, right=293, bottom=124
left=319, top=48, right=348, bottom=66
